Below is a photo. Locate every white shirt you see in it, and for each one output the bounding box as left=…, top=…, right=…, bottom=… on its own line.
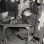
left=38, top=11, right=44, bottom=30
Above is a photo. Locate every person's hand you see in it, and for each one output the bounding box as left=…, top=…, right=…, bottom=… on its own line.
left=12, top=19, right=17, bottom=24
left=11, top=17, right=15, bottom=19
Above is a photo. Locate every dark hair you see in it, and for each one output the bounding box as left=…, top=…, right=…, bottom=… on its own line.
left=2, top=10, right=8, bottom=13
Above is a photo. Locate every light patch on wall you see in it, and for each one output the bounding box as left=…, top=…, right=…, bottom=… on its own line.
left=38, top=11, right=44, bottom=30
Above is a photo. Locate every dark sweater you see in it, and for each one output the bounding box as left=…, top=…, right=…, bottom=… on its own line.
left=6, top=0, right=18, bottom=19
left=0, top=1, right=3, bottom=13
left=0, top=0, right=6, bottom=13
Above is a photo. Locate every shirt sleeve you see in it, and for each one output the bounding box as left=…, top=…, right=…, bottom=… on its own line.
left=0, top=15, right=11, bottom=22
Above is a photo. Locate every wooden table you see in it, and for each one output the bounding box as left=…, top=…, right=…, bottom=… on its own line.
left=0, top=24, right=32, bottom=44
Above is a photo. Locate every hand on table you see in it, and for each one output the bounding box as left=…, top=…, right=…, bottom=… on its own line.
left=11, top=17, right=15, bottom=20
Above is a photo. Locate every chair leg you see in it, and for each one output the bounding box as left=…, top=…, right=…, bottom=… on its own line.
left=32, top=38, right=38, bottom=44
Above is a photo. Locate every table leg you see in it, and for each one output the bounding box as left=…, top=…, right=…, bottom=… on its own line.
left=27, top=27, right=30, bottom=44
left=3, top=26, right=8, bottom=44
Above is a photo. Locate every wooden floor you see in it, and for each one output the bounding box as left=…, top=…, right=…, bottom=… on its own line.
left=6, top=35, right=25, bottom=44
left=6, top=34, right=37, bottom=44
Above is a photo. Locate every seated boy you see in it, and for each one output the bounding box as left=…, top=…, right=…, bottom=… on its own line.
left=0, top=11, right=15, bottom=43
left=17, top=8, right=36, bottom=41
left=0, top=11, right=15, bottom=24
left=22, top=8, right=36, bottom=25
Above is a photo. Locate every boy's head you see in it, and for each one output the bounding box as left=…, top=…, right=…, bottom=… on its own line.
left=22, top=8, right=32, bottom=17
left=2, top=11, right=8, bottom=19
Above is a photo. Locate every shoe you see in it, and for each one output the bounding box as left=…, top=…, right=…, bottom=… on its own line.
left=17, top=35, right=24, bottom=40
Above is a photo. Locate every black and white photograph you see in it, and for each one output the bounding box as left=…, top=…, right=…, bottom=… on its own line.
left=0, top=0, right=44, bottom=44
